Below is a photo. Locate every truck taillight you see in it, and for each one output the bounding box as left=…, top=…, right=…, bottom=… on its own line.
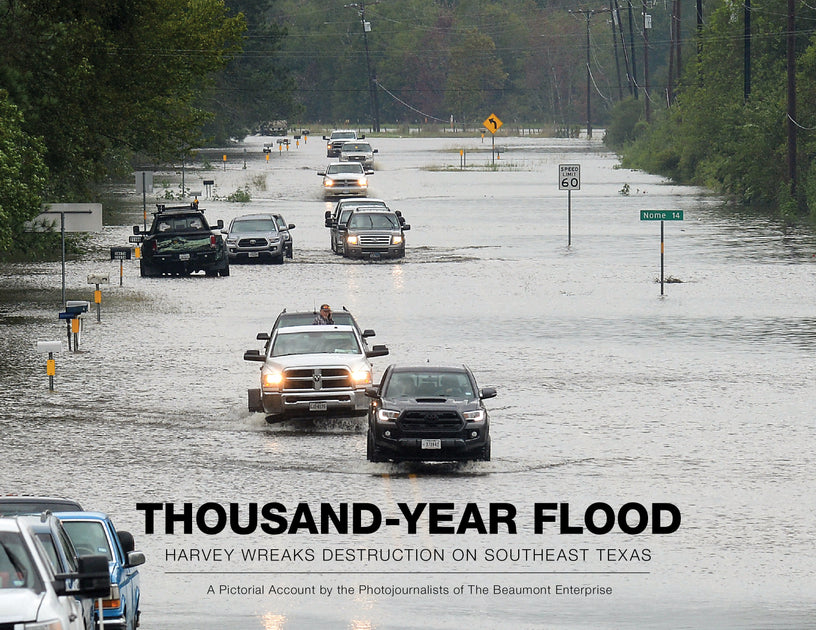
left=150, top=240, right=157, bottom=252
left=210, top=235, right=217, bottom=247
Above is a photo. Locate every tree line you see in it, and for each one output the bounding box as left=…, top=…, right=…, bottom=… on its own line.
left=1, top=0, right=812, bottom=261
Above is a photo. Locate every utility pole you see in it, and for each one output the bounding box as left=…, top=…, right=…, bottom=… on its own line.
left=642, top=0, right=651, bottom=122
left=610, top=0, right=624, bottom=100
left=345, top=1, right=381, bottom=132
left=787, top=0, right=796, bottom=191
left=570, top=7, right=611, bottom=139
left=628, top=0, right=638, bottom=99
left=744, top=0, right=751, bottom=101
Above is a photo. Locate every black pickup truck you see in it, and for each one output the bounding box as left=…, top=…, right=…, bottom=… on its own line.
left=132, top=203, right=230, bottom=277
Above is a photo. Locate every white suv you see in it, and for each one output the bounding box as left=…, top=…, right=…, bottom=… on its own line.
left=0, top=515, right=110, bottom=630
left=244, top=324, right=389, bottom=423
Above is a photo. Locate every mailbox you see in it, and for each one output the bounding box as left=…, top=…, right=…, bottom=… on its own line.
left=36, top=340, right=63, bottom=354
left=87, top=273, right=109, bottom=284
left=65, top=300, right=90, bottom=315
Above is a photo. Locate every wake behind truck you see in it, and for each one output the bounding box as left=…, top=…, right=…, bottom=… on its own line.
left=132, top=203, right=230, bottom=277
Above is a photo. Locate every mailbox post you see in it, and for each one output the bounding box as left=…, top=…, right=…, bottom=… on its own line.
left=87, top=274, right=109, bottom=322
left=60, top=301, right=89, bottom=351
left=36, top=340, right=62, bottom=391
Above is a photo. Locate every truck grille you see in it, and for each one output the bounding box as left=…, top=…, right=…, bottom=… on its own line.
left=332, top=178, right=361, bottom=187
left=283, top=367, right=353, bottom=390
left=359, top=234, right=391, bottom=246
left=398, top=410, right=463, bottom=433
left=237, top=237, right=269, bottom=247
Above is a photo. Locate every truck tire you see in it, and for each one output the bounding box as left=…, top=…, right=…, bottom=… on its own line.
left=367, top=432, right=385, bottom=462
left=479, top=437, right=491, bottom=462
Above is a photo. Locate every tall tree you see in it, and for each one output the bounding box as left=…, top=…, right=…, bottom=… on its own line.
left=443, top=29, right=507, bottom=125
left=0, top=0, right=246, bottom=198
left=0, top=91, right=48, bottom=257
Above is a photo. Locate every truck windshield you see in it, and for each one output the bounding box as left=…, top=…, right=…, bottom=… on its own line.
left=230, top=219, right=278, bottom=233
left=271, top=331, right=360, bottom=356
left=348, top=213, right=399, bottom=229
left=61, top=521, right=112, bottom=561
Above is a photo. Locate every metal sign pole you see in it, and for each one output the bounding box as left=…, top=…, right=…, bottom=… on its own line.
left=60, top=213, right=66, bottom=307
left=660, top=220, right=665, bottom=296
left=568, top=190, right=572, bottom=247
left=142, top=172, right=147, bottom=232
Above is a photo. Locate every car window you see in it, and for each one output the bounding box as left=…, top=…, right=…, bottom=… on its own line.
left=344, top=143, right=371, bottom=151
left=386, top=372, right=474, bottom=399
left=61, top=521, right=112, bottom=560
left=34, top=533, right=61, bottom=572
left=271, top=331, right=360, bottom=356
left=0, top=532, right=44, bottom=591
left=275, top=312, right=355, bottom=328
left=327, top=163, right=363, bottom=174
left=348, top=213, right=398, bottom=229
left=231, top=219, right=278, bottom=233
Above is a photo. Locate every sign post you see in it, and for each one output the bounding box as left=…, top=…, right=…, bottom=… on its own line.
left=110, top=247, right=132, bottom=286
left=135, top=171, right=153, bottom=232
left=482, top=113, right=503, bottom=165
left=640, top=210, right=684, bottom=295
left=559, top=164, right=581, bottom=246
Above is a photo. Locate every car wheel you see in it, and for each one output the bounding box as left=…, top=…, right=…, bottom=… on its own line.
left=367, top=431, right=385, bottom=462
left=273, top=253, right=285, bottom=264
left=286, top=245, right=293, bottom=258
left=480, top=437, right=491, bottom=462
left=205, top=269, right=218, bottom=277
left=219, top=265, right=230, bottom=276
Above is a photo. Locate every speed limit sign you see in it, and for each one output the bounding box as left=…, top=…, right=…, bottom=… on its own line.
left=559, top=163, right=581, bottom=190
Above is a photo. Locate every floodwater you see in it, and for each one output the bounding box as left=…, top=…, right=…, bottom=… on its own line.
left=1, top=134, right=814, bottom=629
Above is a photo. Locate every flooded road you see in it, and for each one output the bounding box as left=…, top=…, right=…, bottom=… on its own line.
left=1, top=134, right=815, bottom=629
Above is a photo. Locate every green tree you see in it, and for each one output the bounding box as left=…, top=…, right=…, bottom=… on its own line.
left=443, top=29, right=507, bottom=125
left=0, top=91, right=48, bottom=258
left=202, top=0, right=300, bottom=143
left=0, top=0, right=246, bottom=198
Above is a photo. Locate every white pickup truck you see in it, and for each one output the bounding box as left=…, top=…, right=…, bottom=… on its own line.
left=244, top=324, right=389, bottom=423
left=323, top=129, right=364, bottom=157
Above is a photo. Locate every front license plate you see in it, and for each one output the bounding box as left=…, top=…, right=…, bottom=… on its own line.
left=421, top=439, right=442, bottom=450
left=179, top=253, right=190, bottom=261
left=309, top=402, right=328, bottom=412
left=248, top=252, right=259, bottom=258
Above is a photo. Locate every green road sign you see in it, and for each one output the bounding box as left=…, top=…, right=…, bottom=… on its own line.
left=640, top=210, right=684, bottom=221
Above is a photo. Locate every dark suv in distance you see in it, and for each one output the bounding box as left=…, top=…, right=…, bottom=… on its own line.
left=335, top=208, right=410, bottom=259
left=365, top=364, right=497, bottom=463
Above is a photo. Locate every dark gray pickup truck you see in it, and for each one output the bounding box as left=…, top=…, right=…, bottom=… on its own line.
left=132, top=203, right=230, bottom=277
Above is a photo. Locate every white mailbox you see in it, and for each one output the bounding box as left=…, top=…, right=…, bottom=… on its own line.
left=87, top=273, right=110, bottom=284
left=36, top=340, right=63, bottom=354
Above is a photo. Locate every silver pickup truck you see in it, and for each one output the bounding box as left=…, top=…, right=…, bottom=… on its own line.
left=244, top=323, right=388, bottom=423
left=323, top=129, right=364, bottom=157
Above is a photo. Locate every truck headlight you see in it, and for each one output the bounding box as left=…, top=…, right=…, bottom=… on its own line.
left=392, top=235, right=403, bottom=245
left=377, top=409, right=399, bottom=422
left=346, top=235, right=358, bottom=245
left=263, top=371, right=283, bottom=387
left=357, top=177, right=367, bottom=186
left=324, top=178, right=334, bottom=187
left=463, top=409, right=485, bottom=422
left=351, top=369, right=371, bottom=384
